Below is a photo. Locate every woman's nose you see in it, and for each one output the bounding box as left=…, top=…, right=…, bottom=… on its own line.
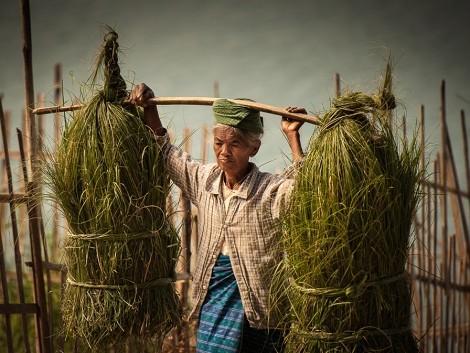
left=220, top=145, right=230, bottom=155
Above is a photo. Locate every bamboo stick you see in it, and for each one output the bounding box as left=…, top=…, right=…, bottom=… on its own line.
left=52, top=64, right=62, bottom=263
left=437, top=81, right=449, bottom=351
left=433, top=158, right=439, bottom=351
left=421, top=180, right=470, bottom=198
left=413, top=216, right=423, bottom=338
left=17, top=127, right=51, bottom=353
left=461, top=110, right=470, bottom=247
left=0, top=110, right=10, bottom=246
left=20, top=0, right=37, bottom=180
left=425, top=180, right=434, bottom=340
left=335, top=73, right=341, bottom=97
left=450, top=235, right=456, bottom=352
left=0, top=99, right=33, bottom=353
left=0, top=222, right=14, bottom=353
left=414, top=110, right=424, bottom=337
left=53, top=63, right=65, bottom=353
left=442, top=106, right=470, bottom=260
left=18, top=123, right=54, bottom=353
left=31, top=97, right=322, bottom=125
left=464, top=257, right=470, bottom=352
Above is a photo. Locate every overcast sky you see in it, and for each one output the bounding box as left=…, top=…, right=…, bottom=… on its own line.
left=1, top=0, right=469, bottom=171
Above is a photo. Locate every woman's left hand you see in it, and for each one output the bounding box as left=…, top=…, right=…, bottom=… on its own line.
left=281, top=106, right=306, bottom=134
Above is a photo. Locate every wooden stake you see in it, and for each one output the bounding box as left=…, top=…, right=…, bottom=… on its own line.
left=0, top=99, right=33, bottom=353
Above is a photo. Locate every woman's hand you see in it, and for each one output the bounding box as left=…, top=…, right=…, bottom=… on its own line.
left=129, top=83, right=155, bottom=108
left=281, top=106, right=306, bottom=134
left=129, top=83, right=164, bottom=134
left=281, top=106, right=306, bottom=162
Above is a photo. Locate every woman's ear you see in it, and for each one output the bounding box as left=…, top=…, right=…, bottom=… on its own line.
left=250, top=140, right=261, bottom=157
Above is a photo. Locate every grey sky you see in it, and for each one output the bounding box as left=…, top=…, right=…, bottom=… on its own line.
left=1, top=0, right=469, bottom=170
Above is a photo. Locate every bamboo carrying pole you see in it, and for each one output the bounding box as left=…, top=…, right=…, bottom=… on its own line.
left=32, top=97, right=322, bottom=125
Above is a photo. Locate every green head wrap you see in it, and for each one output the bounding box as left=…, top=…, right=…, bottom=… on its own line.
left=212, top=98, right=264, bottom=133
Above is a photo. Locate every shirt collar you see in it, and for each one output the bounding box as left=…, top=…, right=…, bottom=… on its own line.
left=206, top=163, right=259, bottom=199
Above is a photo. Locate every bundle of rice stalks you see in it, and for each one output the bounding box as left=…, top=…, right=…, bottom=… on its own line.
left=44, top=28, right=181, bottom=351
left=275, top=62, right=422, bottom=352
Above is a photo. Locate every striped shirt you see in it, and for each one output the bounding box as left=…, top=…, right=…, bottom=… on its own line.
left=157, top=133, right=296, bottom=328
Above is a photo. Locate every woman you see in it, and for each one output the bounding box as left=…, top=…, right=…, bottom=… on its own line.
left=130, top=83, right=305, bottom=353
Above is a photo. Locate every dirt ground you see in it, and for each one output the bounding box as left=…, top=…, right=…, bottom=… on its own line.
left=162, top=321, right=197, bottom=353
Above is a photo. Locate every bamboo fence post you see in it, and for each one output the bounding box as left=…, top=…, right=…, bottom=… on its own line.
left=20, top=0, right=52, bottom=351
left=433, top=157, right=440, bottom=352
left=0, top=214, right=14, bottom=353
left=20, top=0, right=36, bottom=175
left=53, top=63, right=66, bottom=353
left=461, top=110, right=470, bottom=249
left=53, top=63, right=62, bottom=263
left=18, top=127, right=52, bottom=353
left=442, top=106, right=470, bottom=260
left=0, top=110, right=10, bottom=245
left=335, top=73, right=341, bottom=97
left=0, top=99, right=33, bottom=353
left=450, top=235, right=456, bottom=351
left=420, top=104, right=432, bottom=343
left=426, top=178, right=433, bottom=345
left=18, top=125, right=55, bottom=353
left=181, top=127, right=192, bottom=282
left=0, top=226, right=14, bottom=353
left=413, top=214, right=423, bottom=337
left=213, top=80, right=220, bottom=98
left=464, top=257, right=469, bottom=352
left=201, top=125, right=209, bottom=165
left=450, top=235, right=460, bottom=352
left=439, top=81, right=453, bottom=349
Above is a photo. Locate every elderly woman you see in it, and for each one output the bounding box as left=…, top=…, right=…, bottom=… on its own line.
left=130, top=83, right=305, bottom=353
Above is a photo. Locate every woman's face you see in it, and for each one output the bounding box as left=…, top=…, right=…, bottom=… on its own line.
left=213, top=128, right=259, bottom=176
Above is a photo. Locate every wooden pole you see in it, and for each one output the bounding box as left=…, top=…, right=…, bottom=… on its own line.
left=0, top=99, right=32, bottom=353
left=461, top=110, right=470, bottom=239
left=53, top=63, right=62, bottom=262
left=18, top=128, right=52, bottom=353
left=0, top=110, right=10, bottom=246
left=335, top=73, right=341, bottom=98
left=442, top=117, right=470, bottom=253
left=433, top=158, right=439, bottom=351
left=440, top=80, right=450, bottom=351
left=20, top=0, right=37, bottom=172
left=32, top=97, right=322, bottom=125
left=0, top=224, right=14, bottom=353
left=19, top=0, right=52, bottom=350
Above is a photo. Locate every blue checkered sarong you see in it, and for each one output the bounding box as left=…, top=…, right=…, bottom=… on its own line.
left=196, top=254, right=244, bottom=352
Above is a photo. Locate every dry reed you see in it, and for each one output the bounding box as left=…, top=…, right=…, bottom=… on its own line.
left=43, top=28, right=181, bottom=352
left=273, top=61, right=423, bottom=352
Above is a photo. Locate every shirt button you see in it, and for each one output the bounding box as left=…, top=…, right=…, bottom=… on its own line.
left=223, top=224, right=228, bottom=229
left=212, top=254, right=217, bottom=259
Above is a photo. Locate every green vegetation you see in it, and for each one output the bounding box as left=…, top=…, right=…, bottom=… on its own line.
left=42, top=28, right=181, bottom=352
left=274, top=61, right=423, bottom=352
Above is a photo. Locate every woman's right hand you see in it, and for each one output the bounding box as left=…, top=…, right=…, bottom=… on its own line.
left=130, top=83, right=165, bottom=134
left=129, top=83, right=155, bottom=108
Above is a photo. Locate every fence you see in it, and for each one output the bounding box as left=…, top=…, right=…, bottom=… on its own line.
left=1, top=68, right=469, bottom=352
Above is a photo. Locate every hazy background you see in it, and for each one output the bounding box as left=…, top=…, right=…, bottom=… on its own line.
left=1, top=0, right=469, bottom=172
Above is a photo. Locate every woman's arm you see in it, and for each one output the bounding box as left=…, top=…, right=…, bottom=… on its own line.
left=281, top=107, right=306, bottom=162
left=129, top=83, right=166, bottom=136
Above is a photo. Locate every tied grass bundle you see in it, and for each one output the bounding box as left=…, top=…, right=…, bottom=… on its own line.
left=276, top=63, right=422, bottom=352
left=45, top=28, right=181, bottom=351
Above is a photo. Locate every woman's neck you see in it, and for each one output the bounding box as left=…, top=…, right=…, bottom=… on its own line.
left=224, top=165, right=251, bottom=190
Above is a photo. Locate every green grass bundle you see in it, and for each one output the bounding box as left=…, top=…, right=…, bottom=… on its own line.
left=44, top=28, right=181, bottom=351
left=275, top=63, right=422, bottom=352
